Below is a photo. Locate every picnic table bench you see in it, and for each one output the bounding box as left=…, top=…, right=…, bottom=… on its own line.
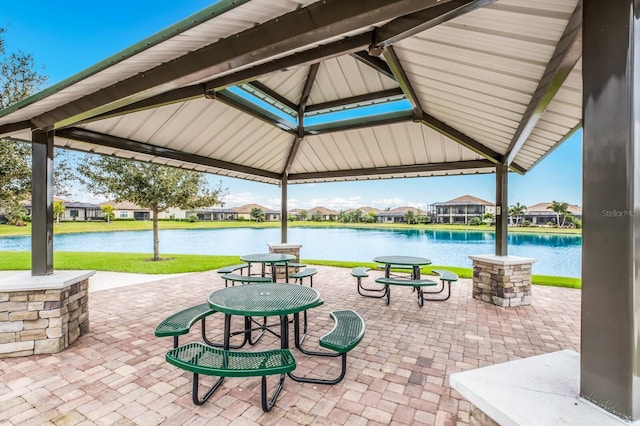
left=221, top=273, right=272, bottom=286
left=289, top=267, right=317, bottom=287
left=375, top=277, right=438, bottom=306
left=290, top=309, right=365, bottom=384
left=166, top=342, right=296, bottom=411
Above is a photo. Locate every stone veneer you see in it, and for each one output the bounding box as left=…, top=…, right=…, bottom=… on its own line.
left=268, top=242, right=302, bottom=280
left=469, top=255, right=535, bottom=307
left=0, top=271, right=93, bottom=358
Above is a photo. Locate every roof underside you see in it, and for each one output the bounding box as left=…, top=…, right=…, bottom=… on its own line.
left=0, top=0, right=582, bottom=185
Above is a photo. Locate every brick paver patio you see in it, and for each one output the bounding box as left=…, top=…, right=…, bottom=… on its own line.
left=0, top=265, right=581, bottom=425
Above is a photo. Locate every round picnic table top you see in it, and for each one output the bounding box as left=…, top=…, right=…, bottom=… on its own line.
left=208, top=283, right=323, bottom=317
left=240, top=253, right=296, bottom=263
left=372, top=256, right=432, bottom=266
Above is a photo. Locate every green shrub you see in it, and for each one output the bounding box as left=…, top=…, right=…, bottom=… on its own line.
left=523, top=220, right=531, bottom=227
left=187, top=214, right=199, bottom=223
left=469, top=217, right=482, bottom=226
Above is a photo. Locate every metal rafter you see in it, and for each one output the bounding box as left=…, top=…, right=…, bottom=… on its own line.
left=288, top=159, right=495, bottom=181
left=246, top=81, right=298, bottom=112
left=305, top=111, right=415, bottom=135
left=0, top=120, right=33, bottom=137
left=417, top=112, right=502, bottom=163
left=350, top=51, right=396, bottom=81
left=372, top=0, right=496, bottom=48
left=285, top=63, right=319, bottom=175
left=504, top=0, right=582, bottom=166
left=306, top=88, right=405, bottom=113
left=32, top=0, right=450, bottom=130
left=56, top=127, right=281, bottom=181
left=383, top=46, right=423, bottom=118
left=215, top=91, right=297, bottom=134
left=65, top=35, right=371, bottom=128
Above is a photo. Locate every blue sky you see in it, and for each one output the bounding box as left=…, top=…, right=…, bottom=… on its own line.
left=2, top=1, right=582, bottom=211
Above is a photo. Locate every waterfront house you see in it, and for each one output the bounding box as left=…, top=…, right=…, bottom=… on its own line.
left=233, top=204, right=280, bottom=221
left=306, top=206, right=338, bottom=221
left=430, top=195, right=495, bottom=224
left=24, top=199, right=101, bottom=221
left=524, top=202, right=582, bottom=226
left=100, top=201, right=151, bottom=221
left=376, top=206, right=425, bottom=223
left=188, top=207, right=237, bottom=221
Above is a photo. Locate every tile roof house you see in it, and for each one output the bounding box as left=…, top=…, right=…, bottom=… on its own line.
left=430, top=195, right=495, bottom=224
left=376, top=206, right=426, bottom=223
left=524, top=202, right=582, bottom=226
left=233, top=204, right=280, bottom=221
left=25, top=199, right=101, bottom=221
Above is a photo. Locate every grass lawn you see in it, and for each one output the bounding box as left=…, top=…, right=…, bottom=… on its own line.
left=0, top=220, right=582, bottom=237
left=0, top=251, right=581, bottom=289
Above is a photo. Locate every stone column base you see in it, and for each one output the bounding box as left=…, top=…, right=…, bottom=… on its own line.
left=469, top=255, right=535, bottom=307
left=0, top=271, right=93, bottom=358
left=268, top=242, right=302, bottom=280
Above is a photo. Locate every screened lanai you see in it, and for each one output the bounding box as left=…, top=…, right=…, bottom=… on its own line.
left=0, top=0, right=638, bottom=422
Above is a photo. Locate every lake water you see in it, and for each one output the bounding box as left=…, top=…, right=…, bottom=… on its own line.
left=0, top=227, right=581, bottom=277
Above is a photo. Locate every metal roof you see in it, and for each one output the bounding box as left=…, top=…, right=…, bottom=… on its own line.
left=0, top=0, right=582, bottom=186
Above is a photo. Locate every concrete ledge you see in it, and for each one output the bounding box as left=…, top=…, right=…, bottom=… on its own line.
left=468, top=254, right=536, bottom=266
left=267, top=242, right=302, bottom=250
left=0, top=270, right=95, bottom=291
left=450, top=350, right=637, bottom=425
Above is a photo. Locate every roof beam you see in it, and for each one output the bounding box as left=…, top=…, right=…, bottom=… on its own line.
left=32, top=0, right=448, bottom=130
left=215, top=91, right=297, bottom=135
left=288, top=159, right=495, bottom=181
left=383, top=46, right=423, bottom=117
left=285, top=63, right=319, bottom=175
left=61, top=35, right=371, bottom=128
left=417, top=112, right=503, bottom=163
left=350, top=51, right=396, bottom=81
left=55, top=127, right=281, bottom=181
left=305, top=110, right=415, bottom=135
left=305, top=88, right=405, bottom=114
left=246, top=81, right=298, bottom=113
left=504, top=0, right=582, bottom=166
left=372, top=0, right=496, bottom=48
left=0, top=120, right=32, bottom=138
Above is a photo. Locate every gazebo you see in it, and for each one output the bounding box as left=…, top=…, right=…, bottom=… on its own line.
left=0, top=0, right=637, bottom=422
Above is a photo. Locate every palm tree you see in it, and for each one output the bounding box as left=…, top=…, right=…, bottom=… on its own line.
left=509, top=202, right=527, bottom=226
left=100, top=204, right=115, bottom=224
left=547, top=200, right=569, bottom=227
left=483, top=212, right=494, bottom=225
left=53, top=200, right=65, bottom=225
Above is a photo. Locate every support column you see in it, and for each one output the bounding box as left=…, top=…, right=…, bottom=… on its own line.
left=31, top=130, right=54, bottom=276
left=280, top=175, right=288, bottom=243
left=581, top=0, right=640, bottom=419
left=495, top=163, right=508, bottom=256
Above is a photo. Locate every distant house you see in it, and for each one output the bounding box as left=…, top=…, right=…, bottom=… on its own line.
left=233, top=204, right=280, bottom=221
left=100, top=201, right=151, bottom=221
left=306, top=206, right=338, bottom=221
left=524, top=202, right=582, bottom=226
left=376, top=206, right=425, bottom=224
left=188, top=208, right=238, bottom=221
left=430, top=195, right=495, bottom=224
left=25, top=199, right=101, bottom=221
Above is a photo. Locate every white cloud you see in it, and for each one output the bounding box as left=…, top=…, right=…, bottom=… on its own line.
left=371, top=198, right=429, bottom=210
left=303, top=196, right=362, bottom=211
left=222, top=192, right=256, bottom=207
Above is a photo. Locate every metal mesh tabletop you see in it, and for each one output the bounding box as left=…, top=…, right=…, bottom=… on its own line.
left=240, top=253, right=296, bottom=263
left=373, top=256, right=432, bottom=266
left=208, top=283, right=323, bottom=316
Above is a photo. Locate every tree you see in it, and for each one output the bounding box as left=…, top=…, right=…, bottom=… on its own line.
left=77, top=155, right=227, bottom=260
left=404, top=210, right=416, bottom=224
left=299, top=210, right=308, bottom=221
left=509, top=202, right=527, bottom=226
left=482, top=212, right=494, bottom=225
left=250, top=207, right=265, bottom=222
left=0, top=27, right=73, bottom=222
left=101, top=204, right=115, bottom=224
left=547, top=200, right=569, bottom=227
left=53, top=200, right=65, bottom=225
left=312, top=210, right=323, bottom=222
left=3, top=198, right=27, bottom=226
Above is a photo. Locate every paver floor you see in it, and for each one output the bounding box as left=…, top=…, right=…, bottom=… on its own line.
left=0, top=265, right=581, bottom=425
